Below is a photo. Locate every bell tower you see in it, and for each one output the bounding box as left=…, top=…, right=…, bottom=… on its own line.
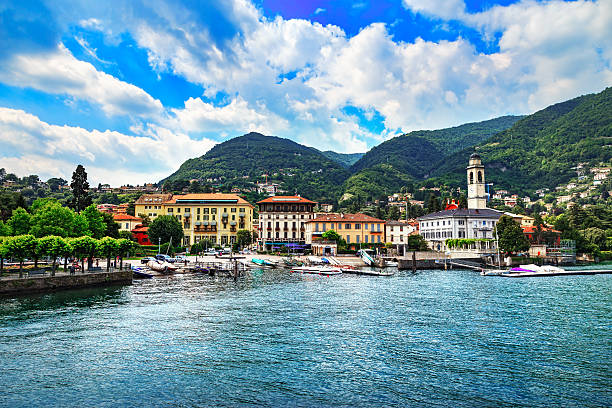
left=467, top=153, right=487, bottom=209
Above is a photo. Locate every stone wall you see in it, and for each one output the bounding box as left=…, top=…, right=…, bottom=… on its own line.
left=0, top=270, right=133, bottom=295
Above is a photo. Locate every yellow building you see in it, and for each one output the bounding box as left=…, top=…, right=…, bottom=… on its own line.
left=521, top=215, right=535, bottom=227
left=134, top=193, right=254, bottom=247
left=305, top=213, right=385, bottom=248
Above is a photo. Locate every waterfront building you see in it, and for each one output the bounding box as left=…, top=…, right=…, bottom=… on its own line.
left=131, top=224, right=151, bottom=245
left=256, top=196, right=316, bottom=251
left=113, top=213, right=142, bottom=232
left=306, top=213, right=385, bottom=248
left=385, top=220, right=418, bottom=255
left=418, top=153, right=502, bottom=256
left=134, top=193, right=254, bottom=247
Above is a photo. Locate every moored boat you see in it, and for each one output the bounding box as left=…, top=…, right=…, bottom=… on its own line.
left=291, top=266, right=342, bottom=275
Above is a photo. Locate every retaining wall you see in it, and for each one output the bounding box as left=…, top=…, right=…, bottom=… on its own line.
left=0, top=270, right=132, bottom=295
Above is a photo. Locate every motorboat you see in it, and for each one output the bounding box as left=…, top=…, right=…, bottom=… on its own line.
left=251, top=258, right=276, bottom=267
left=131, top=265, right=154, bottom=279
left=147, top=259, right=177, bottom=274
left=291, top=266, right=342, bottom=275
left=341, top=268, right=395, bottom=276
left=511, top=264, right=566, bottom=274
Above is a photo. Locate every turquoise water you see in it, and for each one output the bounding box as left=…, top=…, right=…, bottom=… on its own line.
left=1, top=269, right=610, bottom=407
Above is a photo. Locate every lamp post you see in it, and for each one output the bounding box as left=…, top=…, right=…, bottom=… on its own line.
left=158, top=237, right=161, bottom=254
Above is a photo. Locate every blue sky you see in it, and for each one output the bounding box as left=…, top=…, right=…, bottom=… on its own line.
left=0, top=0, right=610, bottom=185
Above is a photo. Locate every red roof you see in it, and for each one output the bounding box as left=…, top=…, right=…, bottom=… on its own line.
left=309, top=213, right=384, bottom=223
left=257, top=195, right=317, bottom=204
left=131, top=225, right=149, bottom=233
left=113, top=213, right=141, bottom=221
left=522, top=226, right=560, bottom=234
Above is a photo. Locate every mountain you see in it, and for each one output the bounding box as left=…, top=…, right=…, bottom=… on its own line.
left=163, top=132, right=350, bottom=202
left=320, top=151, right=365, bottom=167
left=431, top=87, right=612, bottom=194
left=341, top=116, right=522, bottom=202
left=351, top=115, right=523, bottom=177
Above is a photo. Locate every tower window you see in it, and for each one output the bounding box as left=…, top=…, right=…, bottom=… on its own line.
left=469, top=172, right=474, bottom=184
left=478, top=171, right=482, bottom=183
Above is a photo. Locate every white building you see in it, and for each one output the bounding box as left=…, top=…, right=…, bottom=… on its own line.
left=256, top=196, right=316, bottom=251
left=417, top=153, right=502, bottom=257
left=385, top=220, right=418, bottom=255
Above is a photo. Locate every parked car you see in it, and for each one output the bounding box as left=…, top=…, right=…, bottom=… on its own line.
left=174, top=255, right=189, bottom=263
left=155, top=254, right=175, bottom=263
left=141, top=257, right=156, bottom=264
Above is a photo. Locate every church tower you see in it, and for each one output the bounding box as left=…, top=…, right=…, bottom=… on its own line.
left=466, top=153, right=487, bottom=209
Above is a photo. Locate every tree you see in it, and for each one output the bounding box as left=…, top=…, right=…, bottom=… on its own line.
left=495, top=215, right=530, bottom=255
left=0, top=237, right=8, bottom=275
left=47, top=177, right=67, bottom=192
left=38, top=236, right=71, bottom=276
left=97, top=237, right=118, bottom=272
left=458, top=195, right=468, bottom=209
left=116, top=238, right=136, bottom=270
left=29, top=201, right=77, bottom=237
left=0, top=191, right=26, bottom=221
left=69, top=164, right=92, bottom=212
left=82, top=205, right=106, bottom=238
left=407, top=234, right=428, bottom=251
left=322, top=230, right=341, bottom=242
left=101, top=211, right=120, bottom=238
left=387, top=206, right=400, bottom=221
left=0, top=220, right=10, bottom=236
left=138, top=213, right=151, bottom=226
left=6, top=235, right=37, bottom=278
left=119, top=230, right=135, bottom=241
left=236, top=229, right=252, bottom=249
left=190, top=241, right=203, bottom=255
left=583, top=227, right=607, bottom=250
left=7, top=207, right=31, bottom=235
left=71, top=236, right=98, bottom=271
left=148, top=215, right=183, bottom=247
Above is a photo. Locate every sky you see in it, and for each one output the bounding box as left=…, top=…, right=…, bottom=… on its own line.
left=0, top=0, right=610, bottom=186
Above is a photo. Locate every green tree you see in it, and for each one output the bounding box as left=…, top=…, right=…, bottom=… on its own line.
left=29, top=202, right=77, bottom=237
left=0, top=220, right=10, bottom=236
left=387, top=206, right=400, bottom=220
left=72, top=213, right=91, bottom=237
left=82, top=205, right=106, bottom=238
left=495, top=215, right=530, bottom=254
left=138, top=213, right=151, bottom=226
left=118, top=230, right=135, bottom=241
left=582, top=227, right=607, bottom=250
left=7, top=207, right=31, bottom=235
left=148, top=215, right=183, bottom=247
left=407, top=234, right=428, bottom=251
left=6, top=235, right=37, bottom=278
left=116, top=238, right=136, bottom=270
left=322, top=229, right=341, bottom=242
left=0, top=237, right=8, bottom=275
left=101, top=212, right=120, bottom=238
left=69, top=164, right=92, bottom=212
left=190, top=241, right=202, bottom=255
left=0, top=191, right=26, bottom=221
left=37, top=236, right=71, bottom=276
left=71, top=236, right=98, bottom=271
left=458, top=195, right=468, bottom=209
left=97, top=237, right=118, bottom=272
left=236, top=229, right=252, bottom=249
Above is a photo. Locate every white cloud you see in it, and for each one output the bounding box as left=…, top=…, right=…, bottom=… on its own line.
left=402, top=0, right=465, bottom=20
left=314, top=8, right=326, bottom=15
left=0, top=44, right=163, bottom=117
left=169, top=96, right=289, bottom=135
left=0, top=108, right=216, bottom=185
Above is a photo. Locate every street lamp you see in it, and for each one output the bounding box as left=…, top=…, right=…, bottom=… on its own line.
left=158, top=237, right=161, bottom=254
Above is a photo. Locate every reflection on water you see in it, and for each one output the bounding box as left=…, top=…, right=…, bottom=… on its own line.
left=0, top=269, right=610, bottom=407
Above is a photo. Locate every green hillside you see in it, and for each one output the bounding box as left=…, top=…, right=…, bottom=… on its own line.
left=431, top=87, right=612, bottom=194
left=351, top=115, right=523, bottom=177
left=320, top=151, right=365, bottom=167
left=163, top=132, right=350, bottom=202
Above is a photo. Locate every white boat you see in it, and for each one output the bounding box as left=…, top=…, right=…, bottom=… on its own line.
left=292, top=266, right=342, bottom=275
left=147, top=259, right=178, bottom=273
left=511, top=264, right=566, bottom=274
left=385, top=261, right=398, bottom=267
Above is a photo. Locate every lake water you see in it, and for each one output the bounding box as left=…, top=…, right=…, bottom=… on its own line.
left=1, top=269, right=610, bottom=407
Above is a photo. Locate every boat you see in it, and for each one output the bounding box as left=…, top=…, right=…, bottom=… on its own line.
left=341, top=268, right=395, bottom=276
left=131, top=266, right=154, bottom=279
left=251, top=258, right=276, bottom=267
left=356, top=249, right=376, bottom=266
left=511, top=264, right=566, bottom=274
left=291, top=266, right=342, bottom=275
left=283, top=257, right=303, bottom=267
left=385, top=261, right=398, bottom=267
left=146, top=259, right=177, bottom=274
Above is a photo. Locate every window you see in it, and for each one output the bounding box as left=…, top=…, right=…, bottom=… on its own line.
left=356, top=235, right=360, bottom=243
left=240, top=208, right=245, bottom=213
left=345, top=224, right=351, bottom=229
left=322, top=223, right=326, bottom=231
left=365, top=223, right=368, bottom=230
left=185, top=208, right=190, bottom=213
left=346, top=235, right=350, bottom=243
left=197, top=208, right=201, bottom=214
left=231, top=208, right=236, bottom=213
left=377, top=236, right=381, bottom=243
left=211, top=208, right=217, bottom=214
left=177, top=208, right=181, bottom=213
left=355, top=223, right=361, bottom=229
left=315, top=223, right=319, bottom=232
left=365, top=235, right=368, bottom=243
